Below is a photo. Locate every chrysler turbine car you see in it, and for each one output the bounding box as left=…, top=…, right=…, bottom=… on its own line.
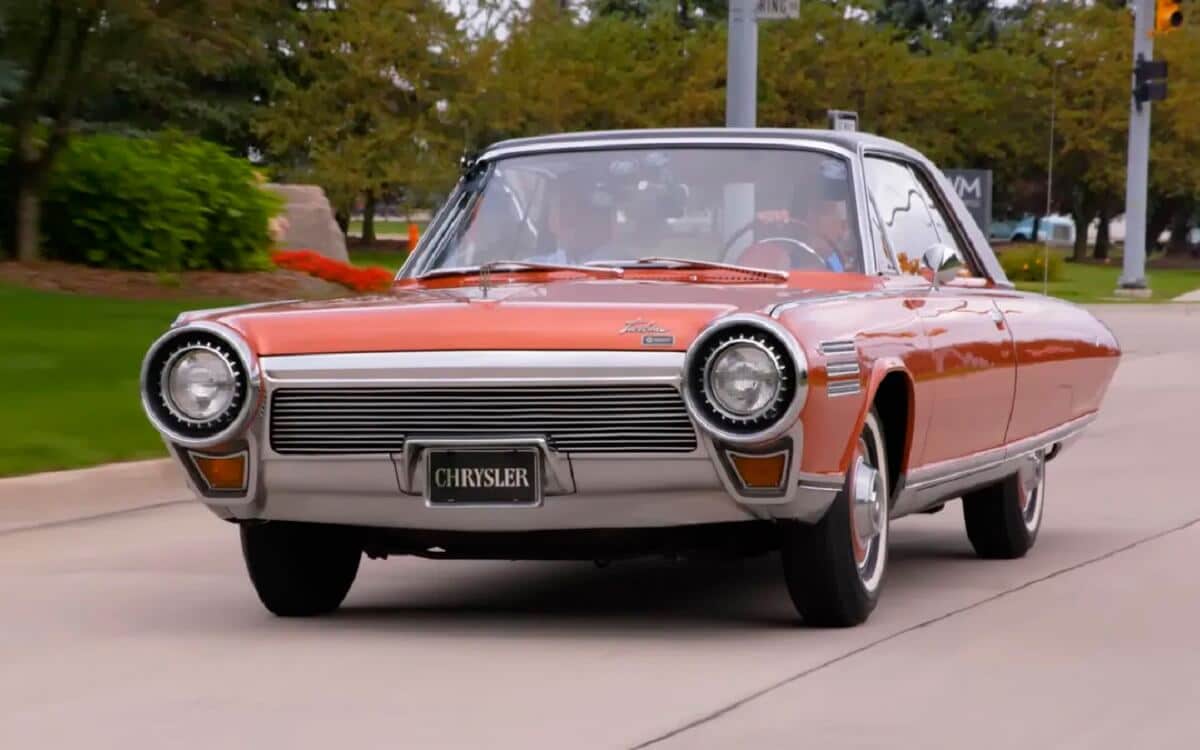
left=140, top=129, right=1120, bottom=626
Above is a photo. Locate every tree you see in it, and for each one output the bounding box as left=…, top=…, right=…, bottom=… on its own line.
left=0, top=0, right=277, bottom=261
left=1149, top=19, right=1200, bottom=255
left=257, top=0, right=465, bottom=241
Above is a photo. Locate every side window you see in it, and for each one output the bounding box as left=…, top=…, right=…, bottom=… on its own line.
left=863, top=157, right=942, bottom=274
left=866, top=194, right=898, bottom=274
left=908, top=167, right=983, bottom=278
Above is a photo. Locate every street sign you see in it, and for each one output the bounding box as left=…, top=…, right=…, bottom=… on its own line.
left=944, top=169, right=993, bottom=236
left=827, top=110, right=858, bottom=132
left=756, top=0, right=799, bottom=20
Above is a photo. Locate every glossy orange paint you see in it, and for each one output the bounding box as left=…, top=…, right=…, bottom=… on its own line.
left=190, top=267, right=1119, bottom=485
left=775, top=277, right=1118, bottom=479
left=198, top=271, right=881, bottom=356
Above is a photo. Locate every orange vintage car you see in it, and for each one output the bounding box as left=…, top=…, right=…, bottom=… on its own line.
left=140, top=129, right=1119, bottom=626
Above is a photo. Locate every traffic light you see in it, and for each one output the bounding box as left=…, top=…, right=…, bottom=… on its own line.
left=1134, top=56, right=1168, bottom=107
left=1156, top=0, right=1184, bottom=35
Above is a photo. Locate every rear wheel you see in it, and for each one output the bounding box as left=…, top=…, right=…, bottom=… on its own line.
left=780, top=410, right=890, bottom=627
left=240, top=521, right=362, bottom=617
left=962, top=451, right=1045, bottom=559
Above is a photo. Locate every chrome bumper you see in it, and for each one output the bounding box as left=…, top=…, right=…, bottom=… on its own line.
left=176, top=351, right=844, bottom=530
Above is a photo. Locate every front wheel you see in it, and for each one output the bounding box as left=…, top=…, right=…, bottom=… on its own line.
left=240, top=521, right=362, bottom=617
left=962, top=451, right=1045, bottom=559
left=780, top=410, right=890, bottom=627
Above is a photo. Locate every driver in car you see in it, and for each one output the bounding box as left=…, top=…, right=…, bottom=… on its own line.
left=530, top=173, right=616, bottom=265
left=744, top=158, right=857, bottom=273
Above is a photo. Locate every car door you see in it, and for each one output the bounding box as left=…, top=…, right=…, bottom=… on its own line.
left=864, top=155, right=1016, bottom=467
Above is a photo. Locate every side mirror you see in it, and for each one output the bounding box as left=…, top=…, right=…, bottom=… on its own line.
left=921, top=243, right=964, bottom=286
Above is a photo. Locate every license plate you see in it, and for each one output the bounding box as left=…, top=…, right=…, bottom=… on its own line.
left=426, top=448, right=541, bottom=506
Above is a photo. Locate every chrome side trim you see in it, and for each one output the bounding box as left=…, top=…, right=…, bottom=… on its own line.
left=826, top=361, right=862, bottom=378
left=819, top=340, right=857, bottom=356
left=892, top=412, right=1099, bottom=516
left=827, top=381, right=863, bottom=397
left=140, top=321, right=262, bottom=450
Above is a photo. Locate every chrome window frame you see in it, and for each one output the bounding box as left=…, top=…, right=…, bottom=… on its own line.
left=860, top=146, right=996, bottom=284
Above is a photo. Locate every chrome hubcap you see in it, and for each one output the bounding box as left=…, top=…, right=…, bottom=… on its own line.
left=849, top=424, right=888, bottom=594
left=852, top=457, right=883, bottom=547
left=1019, top=451, right=1046, bottom=534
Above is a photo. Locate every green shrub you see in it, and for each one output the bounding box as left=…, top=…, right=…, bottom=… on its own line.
left=42, top=133, right=281, bottom=272
left=998, top=243, right=1066, bottom=283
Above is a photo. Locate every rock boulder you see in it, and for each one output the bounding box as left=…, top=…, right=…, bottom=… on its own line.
left=264, top=184, right=349, bottom=262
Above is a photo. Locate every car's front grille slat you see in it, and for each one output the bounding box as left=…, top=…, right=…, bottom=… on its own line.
left=269, top=385, right=698, bottom=455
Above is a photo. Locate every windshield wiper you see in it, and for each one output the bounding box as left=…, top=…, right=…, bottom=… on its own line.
left=418, top=260, right=623, bottom=280
left=587, top=256, right=789, bottom=281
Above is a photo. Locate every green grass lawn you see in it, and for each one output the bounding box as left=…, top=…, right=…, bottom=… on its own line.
left=347, top=219, right=426, bottom=237
left=349, top=249, right=408, bottom=272
left=0, top=283, right=238, bottom=477
left=1012, top=260, right=1200, bottom=303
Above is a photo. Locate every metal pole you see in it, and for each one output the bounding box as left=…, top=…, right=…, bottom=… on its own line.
left=1119, top=0, right=1154, bottom=290
left=1044, top=61, right=1062, bottom=295
left=726, top=0, right=757, bottom=128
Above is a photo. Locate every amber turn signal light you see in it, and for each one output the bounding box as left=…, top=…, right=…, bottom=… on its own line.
left=190, top=452, right=247, bottom=491
left=728, top=451, right=787, bottom=490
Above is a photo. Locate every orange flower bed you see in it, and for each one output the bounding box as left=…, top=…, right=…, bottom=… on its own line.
left=271, top=250, right=393, bottom=293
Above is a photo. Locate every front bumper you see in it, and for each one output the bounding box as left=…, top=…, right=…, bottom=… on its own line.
left=170, top=350, right=845, bottom=531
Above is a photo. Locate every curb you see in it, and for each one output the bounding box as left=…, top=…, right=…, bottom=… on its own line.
left=0, top=459, right=192, bottom=534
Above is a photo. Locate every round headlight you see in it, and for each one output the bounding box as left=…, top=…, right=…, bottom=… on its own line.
left=684, top=317, right=807, bottom=443
left=707, top=342, right=781, bottom=417
left=166, top=348, right=237, bottom=421
left=141, top=324, right=256, bottom=447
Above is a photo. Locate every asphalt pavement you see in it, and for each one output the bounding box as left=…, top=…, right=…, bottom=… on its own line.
left=2, top=304, right=1199, bottom=749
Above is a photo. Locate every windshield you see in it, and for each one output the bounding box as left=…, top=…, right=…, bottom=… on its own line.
left=410, top=147, right=864, bottom=276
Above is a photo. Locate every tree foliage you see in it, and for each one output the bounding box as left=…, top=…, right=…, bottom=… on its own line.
left=0, top=0, right=280, bottom=260
left=257, top=0, right=466, bottom=232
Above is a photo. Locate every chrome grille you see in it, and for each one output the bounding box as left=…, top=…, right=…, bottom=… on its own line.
left=269, top=385, right=698, bottom=455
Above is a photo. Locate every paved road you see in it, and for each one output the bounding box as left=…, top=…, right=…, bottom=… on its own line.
left=3, top=305, right=1199, bottom=749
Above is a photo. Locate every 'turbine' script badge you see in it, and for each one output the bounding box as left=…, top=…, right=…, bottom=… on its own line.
left=621, top=320, right=674, bottom=347
left=620, top=320, right=669, bottom=335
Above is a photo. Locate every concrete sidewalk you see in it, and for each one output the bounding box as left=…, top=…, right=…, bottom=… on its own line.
left=0, top=459, right=190, bottom=533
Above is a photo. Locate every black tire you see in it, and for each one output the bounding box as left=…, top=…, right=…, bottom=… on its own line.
left=962, top=453, right=1045, bottom=559
left=240, top=521, right=362, bottom=617
left=1011, top=233, right=1029, bottom=242
left=781, top=410, right=890, bottom=627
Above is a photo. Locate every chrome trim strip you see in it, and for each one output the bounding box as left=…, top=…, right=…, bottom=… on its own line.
left=682, top=314, right=809, bottom=445
left=892, top=412, right=1099, bottom=517
left=827, top=381, right=862, bottom=397
left=481, top=135, right=856, bottom=164
left=906, top=412, right=1098, bottom=492
left=260, top=350, right=685, bottom=386
left=770, top=290, right=894, bottom=318
left=826, top=361, right=862, bottom=378
left=140, top=321, right=262, bottom=449
left=820, top=340, right=857, bottom=356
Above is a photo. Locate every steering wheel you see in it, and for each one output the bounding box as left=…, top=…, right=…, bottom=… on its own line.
left=721, top=219, right=762, bottom=258
left=736, top=237, right=829, bottom=272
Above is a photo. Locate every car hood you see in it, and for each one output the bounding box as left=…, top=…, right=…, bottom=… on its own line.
left=185, top=276, right=880, bottom=356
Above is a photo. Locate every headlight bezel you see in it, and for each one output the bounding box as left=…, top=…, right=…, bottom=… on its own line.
left=683, top=315, right=808, bottom=444
left=140, top=322, right=260, bottom=448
